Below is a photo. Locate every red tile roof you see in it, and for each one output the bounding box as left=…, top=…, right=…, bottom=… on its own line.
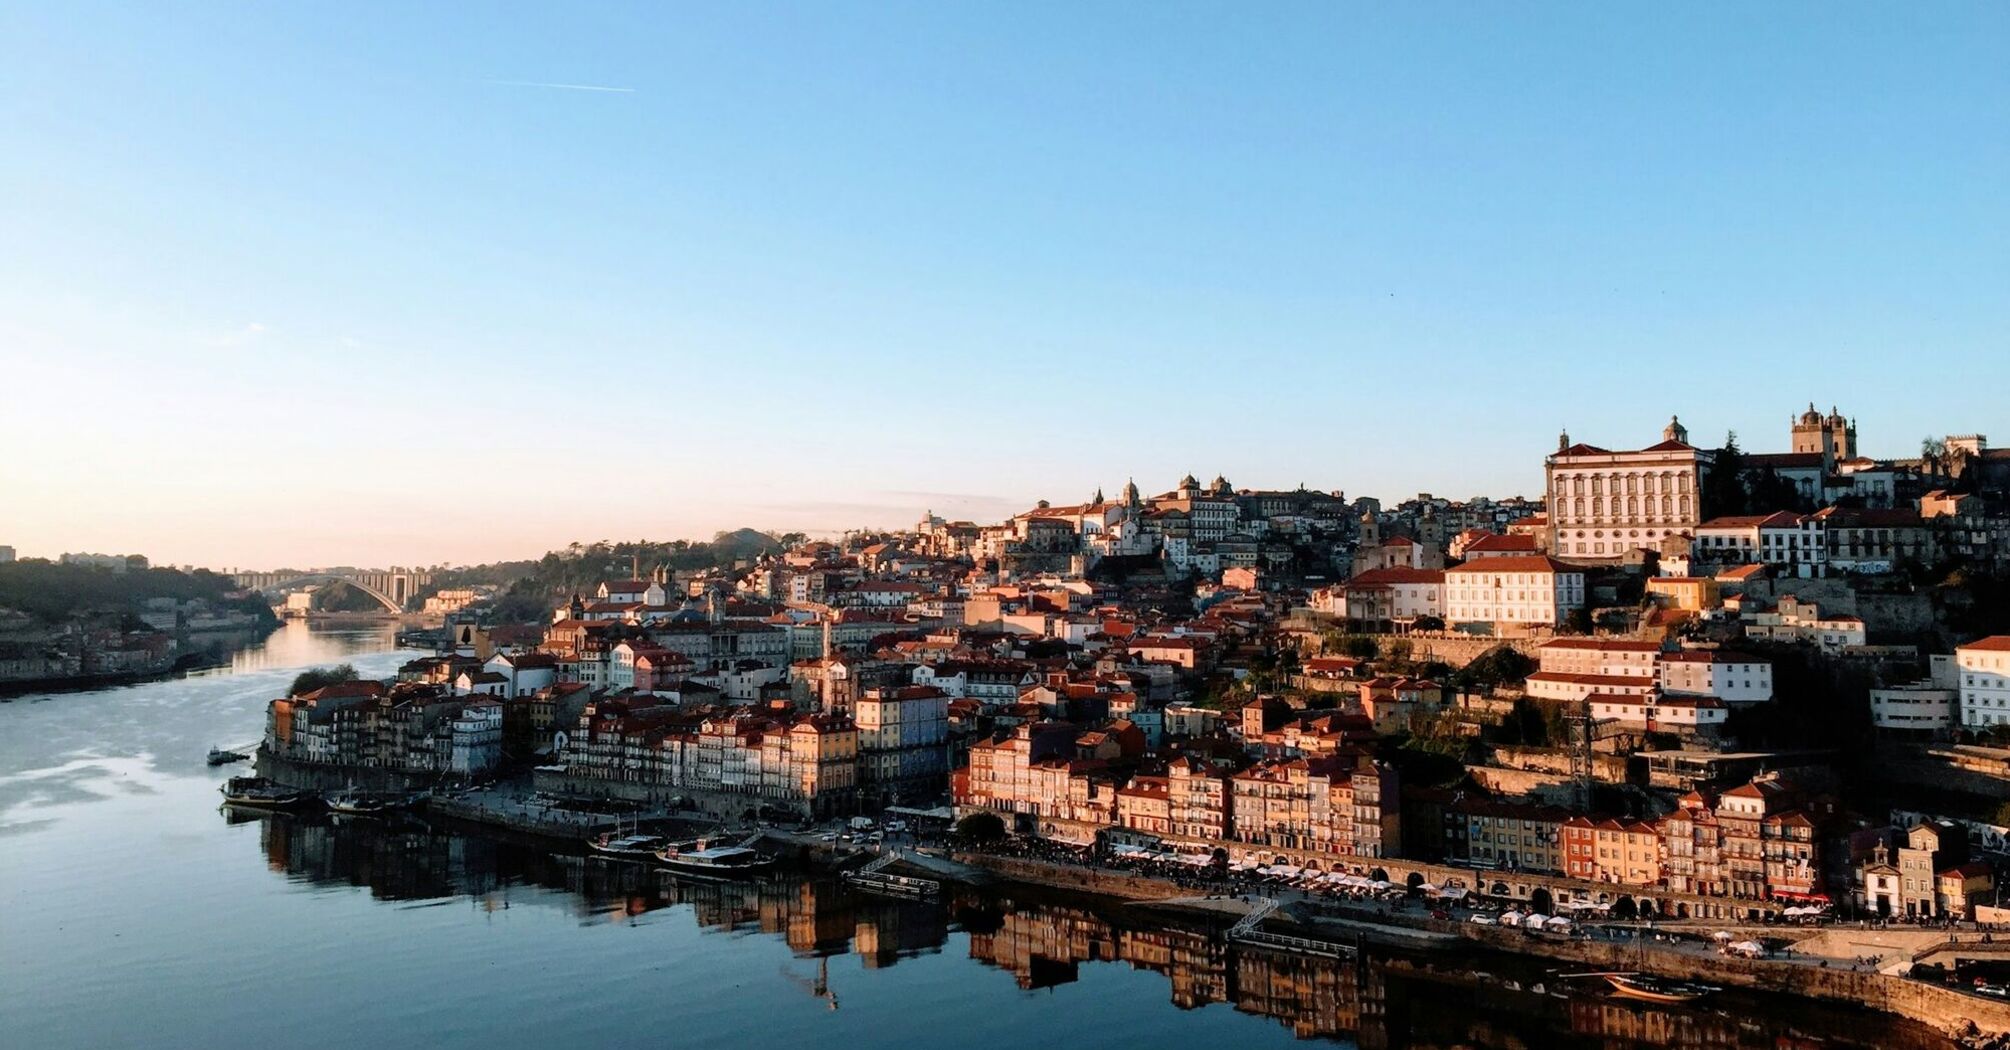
left=1466, top=533, right=1540, bottom=553
left=1445, top=555, right=1576, bottom=574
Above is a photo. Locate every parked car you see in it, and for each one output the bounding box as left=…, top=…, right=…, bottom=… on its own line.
left=1469, top=914, right=1498, bottom=926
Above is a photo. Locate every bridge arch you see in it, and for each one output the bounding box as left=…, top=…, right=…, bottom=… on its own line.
left=263, top=574, right=405, bottom=613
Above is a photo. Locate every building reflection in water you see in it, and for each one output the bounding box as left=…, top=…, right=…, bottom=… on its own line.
left=230, top=809, right=1949, bottom=1050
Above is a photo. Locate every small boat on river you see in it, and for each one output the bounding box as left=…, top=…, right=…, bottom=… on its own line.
left=207, top=746, right=249, bottom=766
left=219, top=776, right=309, bottom=809
left=1603, top=973, right=1715, bottom=1004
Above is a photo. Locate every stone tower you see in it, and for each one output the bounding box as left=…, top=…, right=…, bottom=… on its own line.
left=1792, top=403, right=1855, bottom=467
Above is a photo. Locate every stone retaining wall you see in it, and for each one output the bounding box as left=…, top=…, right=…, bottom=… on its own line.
left=255, top=750, right=434, bottom=793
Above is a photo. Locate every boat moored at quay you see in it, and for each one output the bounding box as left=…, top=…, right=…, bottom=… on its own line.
left=219, top=776, right=312, bottom=810
left=587, top=832, right=672, bottom=860
left=652, top=843, right=777, bottom=878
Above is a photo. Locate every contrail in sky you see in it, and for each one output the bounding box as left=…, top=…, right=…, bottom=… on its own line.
left=483, top=79, right=636, bottom=94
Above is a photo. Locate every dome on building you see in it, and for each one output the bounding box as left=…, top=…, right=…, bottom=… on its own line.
left=1799, top=403, right=1823, bottom=425
left=1179, top=473, right=1199, bottom=489
left=1120, top=478, right=1141, bottom=505
left=1663, top=414, right=1689, bottom=444
left=1209, top=474, right=1232, bottom=495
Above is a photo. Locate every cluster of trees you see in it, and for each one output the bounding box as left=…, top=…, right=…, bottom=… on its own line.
left=1721, top=643, right=1876, bottom=755
left=1448, top=645, right=1533, bottom=695
left=288, top=664, right=359, bottom=697
left=0, top=560, right=277, bottom=627
left=1489, top=697, right=1572, bottom=748
left=1699, top=433, right=1814, bottom=519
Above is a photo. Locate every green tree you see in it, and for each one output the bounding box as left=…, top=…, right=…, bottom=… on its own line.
left=955, top=812, right=1007, bottom=843
left=1450, top=645, right=1533, bottom=694
left=1700, top=431, right=1747, bottom=519
left=289, top=664, right=359, bottom=697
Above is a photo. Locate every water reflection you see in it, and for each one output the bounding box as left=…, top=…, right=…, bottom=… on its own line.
left=235, top=809, right=1949, bottom=1050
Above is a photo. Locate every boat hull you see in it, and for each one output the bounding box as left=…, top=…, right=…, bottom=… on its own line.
left=1605, top=976, right=1706, bottom=1004
left=653, top=855, right=777, bottom=878
left=221, top=793, right=306, bottom=809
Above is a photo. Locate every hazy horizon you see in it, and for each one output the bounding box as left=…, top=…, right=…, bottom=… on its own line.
left=4, top=4, right=2004, bottom=569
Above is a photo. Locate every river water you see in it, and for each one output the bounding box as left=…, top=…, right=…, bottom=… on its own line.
left=0, top=623, right=1955, bottom=1049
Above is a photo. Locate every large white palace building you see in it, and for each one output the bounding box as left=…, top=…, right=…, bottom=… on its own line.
left=1545, top=416, right=1714, bottom=563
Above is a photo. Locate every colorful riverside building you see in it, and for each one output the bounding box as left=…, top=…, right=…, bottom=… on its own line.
left=953, top=731, right=1398, bottom=859
left=562, top=696, right=857, bottom=818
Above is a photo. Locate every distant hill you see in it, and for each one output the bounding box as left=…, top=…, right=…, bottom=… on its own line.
left=436, top=530, right=805, bottom=622
left=0, top=560, right=279, bottom=627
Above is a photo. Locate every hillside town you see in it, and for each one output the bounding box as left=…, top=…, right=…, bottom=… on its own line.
left=259, top=407, right=2010, bottom=923
left=0, top=552, right=279, bottom=686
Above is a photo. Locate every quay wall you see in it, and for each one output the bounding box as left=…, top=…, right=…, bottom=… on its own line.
left=256, top=750, right=434, bottom=793
left=528, top=769, right=841, bottom=821
left=999, top=814, right=1787, bottom=922
left=422, top=796, right=628, bottom=840
left=1458, top=923, right=2010, bottom=1038
left=957, top=853, right=2010, bottom=1038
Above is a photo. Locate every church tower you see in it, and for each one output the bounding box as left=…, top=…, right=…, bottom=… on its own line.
left=1792, top=403, right=1829, bottom=457
left=1826, top=407, right=1856, bottom=460
left=1662, top=414, right=1689, bottom=445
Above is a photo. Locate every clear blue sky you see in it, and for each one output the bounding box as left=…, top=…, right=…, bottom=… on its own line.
left=2, top=3, right=2004, bottom=568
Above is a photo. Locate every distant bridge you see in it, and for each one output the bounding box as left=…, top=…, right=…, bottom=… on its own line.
left=232, top=569, right=434, bottom=614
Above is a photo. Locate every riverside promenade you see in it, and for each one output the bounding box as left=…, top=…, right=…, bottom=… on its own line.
left=945, top=851, right=2010, bottom=1046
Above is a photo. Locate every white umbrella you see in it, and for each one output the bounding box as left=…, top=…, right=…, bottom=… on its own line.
left=1545, top=915, right=1574, bottom=930
left=1712, top=930, right=1734, bottom=942
left=1524, top=913, right=1550, bottom=926
left=1499, top=910, right=1525, bottom=927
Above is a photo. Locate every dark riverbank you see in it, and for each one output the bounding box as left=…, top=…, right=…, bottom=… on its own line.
left=0, top=651, right=235, bottom=698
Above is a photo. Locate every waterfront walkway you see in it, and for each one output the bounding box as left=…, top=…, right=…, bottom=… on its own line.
left=425, top=781, right=687, bottom=839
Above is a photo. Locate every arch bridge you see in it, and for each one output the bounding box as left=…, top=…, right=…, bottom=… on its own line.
left=232, top=569, right=434, bottom=614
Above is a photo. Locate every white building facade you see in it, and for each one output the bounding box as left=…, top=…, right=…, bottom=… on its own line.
left=1545, top=417, right=1712, bottom=563
left=1443, top=556, right=1585, bottom=628
left=1958, top=638, right=2010, bottom=729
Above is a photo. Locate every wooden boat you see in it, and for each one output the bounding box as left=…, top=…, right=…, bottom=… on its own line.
left=653, top=843, right=776, bottom=878
left=1604, top=974, right=1714, bottom=1004
left=327, top=788, right=409, bottom=816
left=587, top=833, right=671, bottom=860
left=219, top=776, right=308, bottom=809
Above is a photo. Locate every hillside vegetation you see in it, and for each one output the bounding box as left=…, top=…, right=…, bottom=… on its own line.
left=0, top=560, right=278, bottom=626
